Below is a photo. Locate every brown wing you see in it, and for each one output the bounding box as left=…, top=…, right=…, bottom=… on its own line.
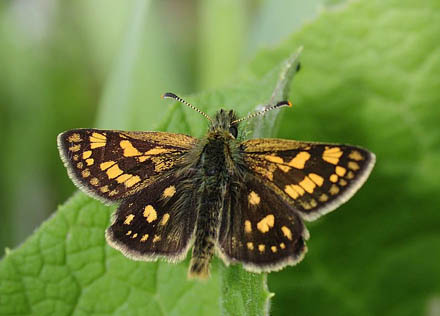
left=242, top=138, right=375, bottom=221
left=57, top=129, right=196, bottom=203
left=217, top=175, right=308, bottom=272
left=106, top=172, right=196, bottom=262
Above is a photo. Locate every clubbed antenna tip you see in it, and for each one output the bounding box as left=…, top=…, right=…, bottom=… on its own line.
left=162, top=92, right=212, bottom=122
left=161, top=92, right=178, bottom=99
left=231, top=100, right=293, bottom=124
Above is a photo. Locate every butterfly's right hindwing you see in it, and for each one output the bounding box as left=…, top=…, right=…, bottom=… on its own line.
left=106, top=173, right=196, bottom=262
left=217, top=175, right=308, bottom=272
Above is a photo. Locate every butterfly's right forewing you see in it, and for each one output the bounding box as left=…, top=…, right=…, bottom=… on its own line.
left=57, top=129, right=196, bottom=202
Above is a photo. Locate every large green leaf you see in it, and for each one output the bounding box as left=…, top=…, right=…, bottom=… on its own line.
left=1, top=0, right=439, bottom=315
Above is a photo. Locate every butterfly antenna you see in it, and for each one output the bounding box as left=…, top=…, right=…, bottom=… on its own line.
left=231, top=100, right=292, bottom=124
left=162, top=92, right=212, bottom=122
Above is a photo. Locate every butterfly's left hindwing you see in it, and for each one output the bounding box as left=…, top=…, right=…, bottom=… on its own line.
left=106, top=173, right=196, bottom=262
left=217, top=175, right=308, bottom=272
left=57, top=129, right=196, bottom=202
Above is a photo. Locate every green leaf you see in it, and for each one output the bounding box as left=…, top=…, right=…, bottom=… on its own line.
left=220, top=266, right=271, bottom=316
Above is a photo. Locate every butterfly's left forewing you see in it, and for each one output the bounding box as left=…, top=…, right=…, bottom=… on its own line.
left=242, top=138, right=375, bottom=221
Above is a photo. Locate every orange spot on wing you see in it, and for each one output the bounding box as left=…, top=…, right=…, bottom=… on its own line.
left=322, top=147, right=343, bottom=165
left=309, top=173, right=324, bottom=187
left=281, top=226, right=292, bottom=240
left=106, top=164, right=123, bottom=179
left=125, top=175, right=141, bottom=187
left=143, top=205, right=157, bottom=223
left=288, top=151, right=311, bottom=169
left=257, top=215, right=275, bottom=233
left=120, top=140, right=142, bottom=157
left=299, top=176, right=316, bottom=193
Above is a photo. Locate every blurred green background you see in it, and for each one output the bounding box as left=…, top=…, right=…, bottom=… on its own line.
left=1, top=0, right=440, bottom=315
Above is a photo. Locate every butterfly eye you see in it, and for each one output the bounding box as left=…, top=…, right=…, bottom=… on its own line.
left=229, top=125, right=238, bottom=138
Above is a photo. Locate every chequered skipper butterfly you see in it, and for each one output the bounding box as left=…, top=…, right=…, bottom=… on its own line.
left=58, top=92, right=375, bottom=279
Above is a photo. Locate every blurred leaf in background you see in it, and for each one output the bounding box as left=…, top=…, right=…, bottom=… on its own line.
left=1, top=0, right=440, bottom=315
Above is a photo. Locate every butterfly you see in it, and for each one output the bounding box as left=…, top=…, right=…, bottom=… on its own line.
left=57, top=92, right=375, bottom=279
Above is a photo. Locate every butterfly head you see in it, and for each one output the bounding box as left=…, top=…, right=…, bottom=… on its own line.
left=210, top=109, right=239, bottom=138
